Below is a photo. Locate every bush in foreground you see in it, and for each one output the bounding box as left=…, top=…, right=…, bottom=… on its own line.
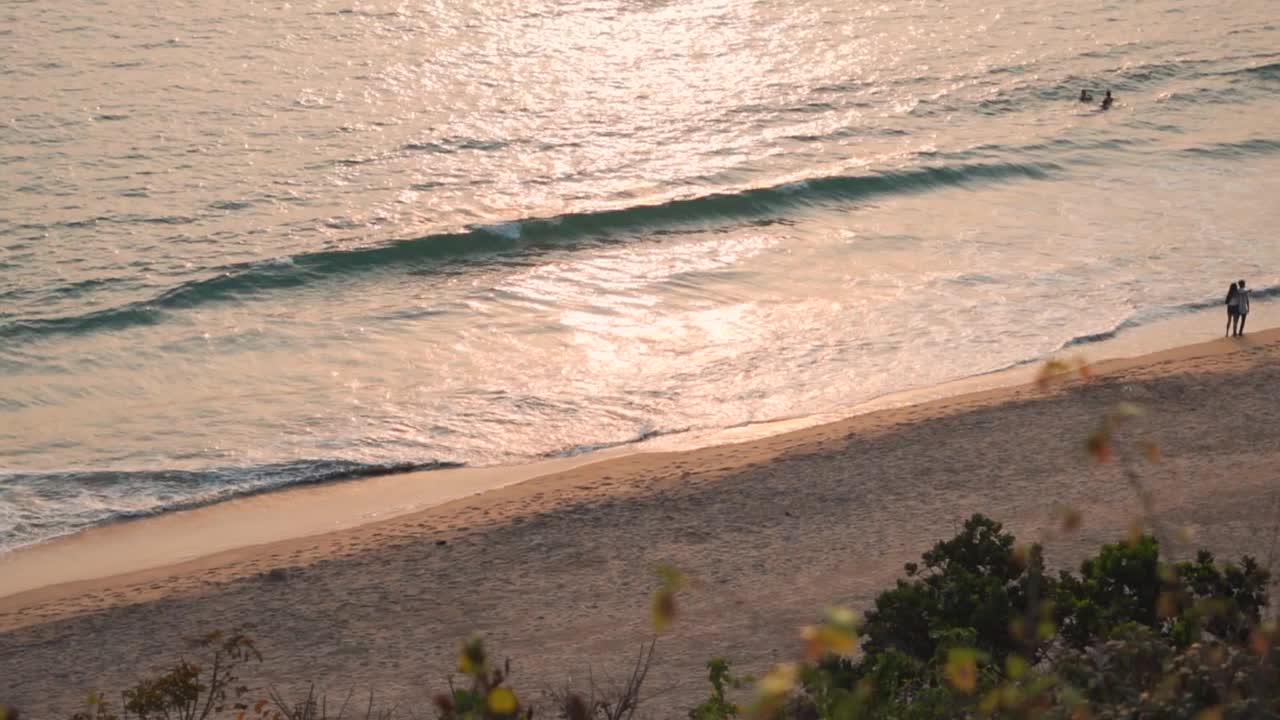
left=690, top=514, right=1277, bottom=720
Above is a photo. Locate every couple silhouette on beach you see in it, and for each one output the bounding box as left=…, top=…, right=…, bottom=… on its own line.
left=1226, top=279, right=1251, bottom=336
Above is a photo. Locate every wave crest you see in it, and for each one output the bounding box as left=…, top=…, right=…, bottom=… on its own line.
left=2, top=161, right=1057, bottom=343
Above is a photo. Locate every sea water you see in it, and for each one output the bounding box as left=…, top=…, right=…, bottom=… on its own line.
left=2, top=0, right=1278, bottom=552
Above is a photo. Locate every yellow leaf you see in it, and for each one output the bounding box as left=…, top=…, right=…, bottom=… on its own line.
left=655, top=563, right=685, bottom=591
left=1009, top=617, right=1028, bottom=643
left=1086, top=430, right=1111, bottom=463
left=1072, top=705, right=1096, bottom=720
left=458, top=636, right=487, bottom=675
left=801, top=606, right=859, bottom=659
left=1012, top=544, right=1031, bottom=568
left=802, top=624, right=858, bottom=660
left=826, top=606, right=857, bottom=628
left=488, top=687, right=519, bottom=715
left=801, top=624, right=820, bottom=657
left=1001, top=684, right=1023, bottom=708
left=651, top=564, right=684, bottom=632
left=757, top=663, right=798, bottom=697
left=1113, top=401, right=1145, bottom=417
left=945, top=648, right=979, bottom=694
left=1250, top=625, right=1275, bottom=656
left=1036, top=359, right=1072, bottom=391
left=1074, top=356, right=1093, bottom=381
left=1058, top=506, right=1083, bottom=532
left=820, top=625, right=857, bottom=654
left=746, top=664, right=798, bottom=720
left=651, top=589, right=676, bottom=632
left=1006, top=654, right=1028, bottom=679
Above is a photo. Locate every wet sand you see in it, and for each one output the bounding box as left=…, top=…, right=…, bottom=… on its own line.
left=3, top=328, right=1279, bottom=717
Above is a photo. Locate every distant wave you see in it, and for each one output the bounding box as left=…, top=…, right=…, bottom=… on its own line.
left=1059, top=284, right=1280, bottom=349
left=0, top=161, right=1056, bottom=343
left=329, top=136, right=512, bottom=167
left=1095, top=54, right=1279, bottom=89
left=0, top=458, right=461, bottom=552
left=957, top=52, right=1280, bottom=116
left=1219, top=60, right=1280, bottom=80
left=1180, top=138, right=1280, bottom=158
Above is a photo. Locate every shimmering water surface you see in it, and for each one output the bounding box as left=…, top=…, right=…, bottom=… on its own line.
left=3, top=0, right=1279, bottom=551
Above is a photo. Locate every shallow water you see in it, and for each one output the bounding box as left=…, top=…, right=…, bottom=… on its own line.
left=2, top=0, right=1279, bottom=551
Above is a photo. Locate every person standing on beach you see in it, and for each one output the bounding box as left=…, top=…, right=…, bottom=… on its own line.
left=1226, top=281, right=1240, bottom=336
left=1235, top=279, right=1250, bottom=336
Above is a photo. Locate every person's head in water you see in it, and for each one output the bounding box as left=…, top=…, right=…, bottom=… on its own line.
left=1079, top=89, right=1093, bottom=102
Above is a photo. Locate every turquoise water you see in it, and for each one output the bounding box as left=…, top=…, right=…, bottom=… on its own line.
left=2, top=0, right=1278, bottom=552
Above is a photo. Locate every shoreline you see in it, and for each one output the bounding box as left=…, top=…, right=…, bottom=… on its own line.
left=2, top=324, right=1278, bottom=715
left=1, top=303, right=1275, bottom=602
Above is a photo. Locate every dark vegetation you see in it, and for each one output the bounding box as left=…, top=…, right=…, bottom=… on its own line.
left=689, top=515, right=1278, bottom=720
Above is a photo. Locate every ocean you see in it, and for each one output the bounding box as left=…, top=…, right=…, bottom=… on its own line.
left=2, top=0, right=1278, bottom=553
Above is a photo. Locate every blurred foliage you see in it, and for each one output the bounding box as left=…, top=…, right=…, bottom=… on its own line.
left=694, top=515, right=1276, bottom=719
left=431, top=636, right=530, bottom=720
left=652, top=564, right=686, bottom=633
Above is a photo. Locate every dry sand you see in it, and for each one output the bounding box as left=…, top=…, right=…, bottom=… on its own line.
left=2, top=329, right=1279, bottom=717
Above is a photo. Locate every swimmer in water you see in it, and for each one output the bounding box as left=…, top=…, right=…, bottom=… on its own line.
left=1079, top=89, right=1094, bottom=102
left=1100, top=90, right=1113, bottom=110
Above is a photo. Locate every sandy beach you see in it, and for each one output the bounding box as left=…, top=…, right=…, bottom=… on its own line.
left=3, top=327, right=1279, bottom=717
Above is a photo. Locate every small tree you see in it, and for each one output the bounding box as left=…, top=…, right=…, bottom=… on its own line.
left=859, top=515, right=1047, bottom=666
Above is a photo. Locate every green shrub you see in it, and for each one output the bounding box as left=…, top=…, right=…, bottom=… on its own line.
left=688, top=659, right=742, bottom=720
left=701, top=514, right=1276, bottom=719
left=859, top=515, right=1048, bottom=666
left=1054, top=539, right=1269, bottom=650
